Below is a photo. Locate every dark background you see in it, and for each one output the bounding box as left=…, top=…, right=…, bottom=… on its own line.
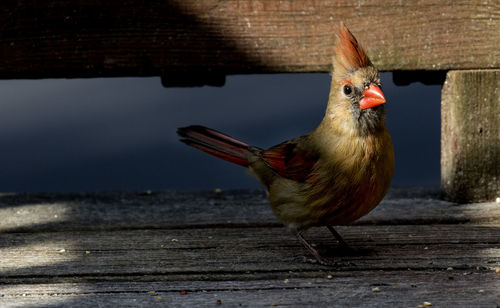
left=0, top=72, right=440, bottom=192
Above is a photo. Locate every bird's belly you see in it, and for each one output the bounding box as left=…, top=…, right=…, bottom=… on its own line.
left=269, top=171, right=390, bottom=229
left=320, top=190, right=381, bottom=226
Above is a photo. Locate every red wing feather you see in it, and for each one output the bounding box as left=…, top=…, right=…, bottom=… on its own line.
left=262, top=141, right=318, bottom=182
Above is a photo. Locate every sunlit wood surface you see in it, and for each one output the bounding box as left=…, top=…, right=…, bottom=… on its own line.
left=0, top=188, right=499, bottom=306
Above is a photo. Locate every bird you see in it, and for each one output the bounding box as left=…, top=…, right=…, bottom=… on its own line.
left=177, top=22, right=394, bottom=265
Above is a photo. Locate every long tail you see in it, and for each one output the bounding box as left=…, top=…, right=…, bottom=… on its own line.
left=177, top=125, right=254, bottom=167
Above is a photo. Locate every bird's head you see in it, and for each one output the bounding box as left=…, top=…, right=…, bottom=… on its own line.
left=325, top=23, right=386, bottom=136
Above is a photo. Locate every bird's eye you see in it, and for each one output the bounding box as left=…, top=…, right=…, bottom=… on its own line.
left=343, top=84, right=352, bottom=95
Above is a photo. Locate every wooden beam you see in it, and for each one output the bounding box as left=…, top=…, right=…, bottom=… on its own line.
left=441, top=70, right=500, bottom=203
left=1, top=1, right=499, bottom=79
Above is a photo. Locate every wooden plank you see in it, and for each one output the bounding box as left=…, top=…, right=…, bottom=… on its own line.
left=0, top=225, right=498, bottom=306
left=441, top=70, right=500, bottom=202
left=1, top=1, right=499, bottom=79
left=1, top=272, right=499, bottom=307
left=1, top=188, right=500, bottom=233
left=0, top=189, right=499, bottom=307
left=1, top=225, right=498, bottom=279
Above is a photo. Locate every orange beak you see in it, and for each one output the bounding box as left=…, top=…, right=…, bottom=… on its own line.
left=359, top=83, right=386, bottom=110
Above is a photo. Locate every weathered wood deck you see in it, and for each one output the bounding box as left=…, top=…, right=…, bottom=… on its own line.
left=0, top=188, right=499, bottom=307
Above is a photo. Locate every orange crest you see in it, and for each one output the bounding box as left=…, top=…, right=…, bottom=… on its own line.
left=334, top=22, right=372, bottom=72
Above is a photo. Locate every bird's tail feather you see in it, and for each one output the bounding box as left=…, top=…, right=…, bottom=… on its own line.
left=177, top=125, right=252, bottom=167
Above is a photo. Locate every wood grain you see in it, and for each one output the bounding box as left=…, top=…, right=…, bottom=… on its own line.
left=1, top=1, right=499, bottom=79
left=1, top=225, right=499, bottom=278
left=1, top=188, right=499, bottom=234
left=441, top=70, right=500, bottom=202
left=0, top=189, right=499, bottom=306
left=1, top=273, right=499, bottom=307
left=1, top=225, right=499, bottom=306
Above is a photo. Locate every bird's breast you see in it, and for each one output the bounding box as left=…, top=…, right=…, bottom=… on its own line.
left=316, top=132, right=394, bottom=225
left=300, top=131, right=393, bottom=227
left=267, top=130, right=394, bottom=229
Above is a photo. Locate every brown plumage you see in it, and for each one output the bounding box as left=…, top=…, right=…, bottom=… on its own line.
left=177, top=23, right=394, bottom=265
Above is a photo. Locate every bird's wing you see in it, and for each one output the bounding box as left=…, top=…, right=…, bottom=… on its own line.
left=261, top=140, right=318, bottom=183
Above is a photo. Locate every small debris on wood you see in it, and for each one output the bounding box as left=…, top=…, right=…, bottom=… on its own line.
left=1, top=188, right=498, bottom=306
left=180, top=290, right=187, bottom=295
left=271, top=303, right=278, bottom=306
left=495, top=197, right=500, bottom=204
left=423, top=301, right=432, bottom=306
left=157, top=296, right=163, bottom=300
left=57, top=248, right=66, bottom=253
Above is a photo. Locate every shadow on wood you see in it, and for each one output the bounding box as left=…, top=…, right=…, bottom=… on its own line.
left=1, top=1, right=499, bottom=80
left=0, top=189, right=499, bottom=306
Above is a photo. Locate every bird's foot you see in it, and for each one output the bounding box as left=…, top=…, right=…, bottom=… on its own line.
left=293, top=230, right=357, bottom=266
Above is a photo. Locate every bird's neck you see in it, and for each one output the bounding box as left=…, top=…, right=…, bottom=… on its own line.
left=312, top=119, right=391, bottom=174
left=317, top=112, right=386, bottom=138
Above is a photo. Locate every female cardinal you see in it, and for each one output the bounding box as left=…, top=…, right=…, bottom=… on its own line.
left=177, top=23, right=394, bottom=265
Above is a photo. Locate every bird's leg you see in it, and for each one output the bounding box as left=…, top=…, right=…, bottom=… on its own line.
left=293, top=230, right=338, bottom=266
left=326, top=226, right=352, bottom=250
